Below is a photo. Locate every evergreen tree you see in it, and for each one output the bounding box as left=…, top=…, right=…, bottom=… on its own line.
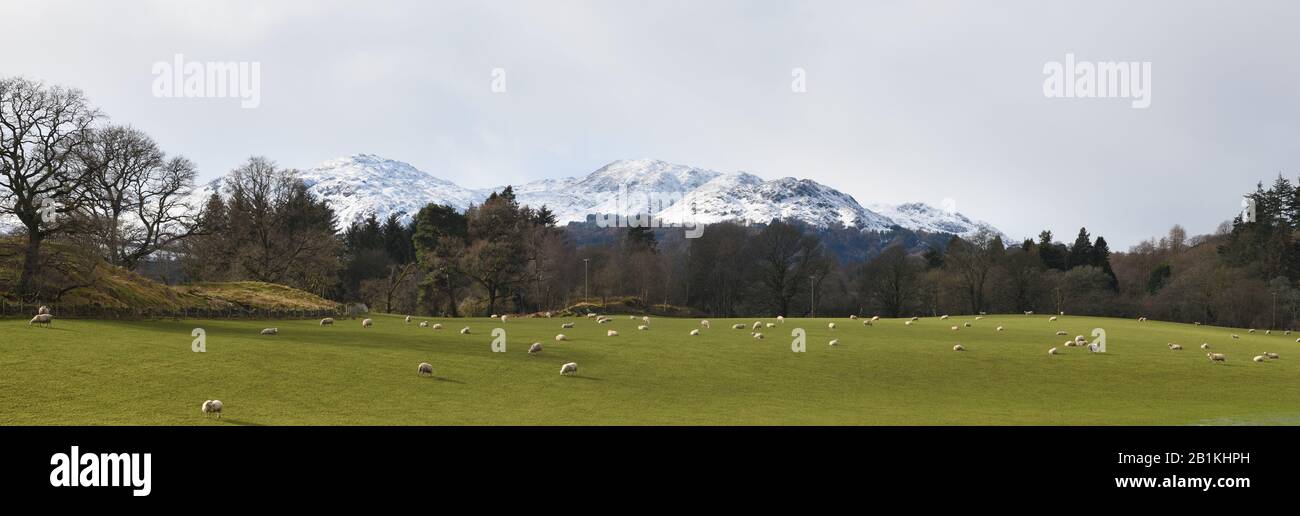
left=1067, top=228, right=1093, bottom=269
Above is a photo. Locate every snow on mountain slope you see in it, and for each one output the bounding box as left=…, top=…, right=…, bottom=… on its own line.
left=868, top=202, right=1003, bottom=238
left=302, top=154, right=480, bottom=225
left=654, top=172, right=895, bottom=230
left=492, top=159, right=724, bottom=224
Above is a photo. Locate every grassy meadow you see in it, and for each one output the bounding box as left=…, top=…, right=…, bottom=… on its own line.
left=1, top=313, right=1296, bottom=425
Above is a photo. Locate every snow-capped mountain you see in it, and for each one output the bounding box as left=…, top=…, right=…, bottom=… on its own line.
left=190, top=154, right=1000, bottom=238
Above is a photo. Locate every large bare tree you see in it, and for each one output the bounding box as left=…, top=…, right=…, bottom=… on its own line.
left=0, top=77, right=100, bottom=297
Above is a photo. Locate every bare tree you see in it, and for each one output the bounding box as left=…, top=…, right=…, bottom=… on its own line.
left=0, top=77, right=100, bottom=297
left=943, top=229, right=1004, bottom=314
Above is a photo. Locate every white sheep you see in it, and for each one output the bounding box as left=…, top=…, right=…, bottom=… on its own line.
left=953, top=344, right=965, bottom=352
left=753, top=321, right=763, bottom=330
left=1248, top=329, right=1256, bottom=334
left=38, top=305, right=50, bottom=315
left=490, top=314, right=498, bottom=319
left=1048, top=347, right=1058, bottom=355
left=828, top=322, right=836, bottom=330
left=1201, top=343, right=1211, bottom=350
left=1049, top=316, right=1058, bottom=322
left=555, top=334, right=567, bottom=341
left=850, top=315, right=858, bottom=320
left=996, top=326, right=1004, bottom=331
left=1074, top=335, right=1086, bottom=345
left=940, top=315, right=950, bottom=320
left=528, top=343, right=542, bottom=355
left=419, top=321, right=429, bottom=328
left=963, top=322, right=972, bottom=328
left=871, top=316, right=880, bottom=322
left=753, top=332, right=764, bottom=340
left=560, top=362, right=578, bottom=376
left=561, top=322, right=575, bottom=329
left=405, top=315, right=412, bottom=324
left=586, top=313, right=597, bottom=318
left=598, top=318, right=612, bottom=324
left=201, top=400, right=223, bottom=418
left=689, top=329, right=700, bottom=336
left=500, top=315, right=509, bottom=323
left=607, top=330, right=619, bottom=337
left=1055, top=331, right=1067, bottom=336
left=701, top=320, right=711, bottom=329
left=1253, top=355, right=1266, bottom=363
left=260, top=327, right=278, bottom=335
left=629, top=315, right=636, bottom=320
left=544, top=312, right=552, bottom=318
left=1265, top=329, right=1271, bottom=335
left=460, top=327, right=471, bottom=335
left=642, top=316, right=650, bottom=325
left=1138, top=317, right=1147, bottom=322
left=777, top=315, right=785, bottom=323
left=362, top=318, right=373, bottom=328
left=28, top=314, right=52, bottom=327
left=951, top=326, right=959, bottom=331
left=829, top=339, right=839, bottom=346
left=1024, top=311, right=1034, bottom=316
left=1167, top=343, right=1182, bottom=351
left=862, top=319, right=873, bottom=326
left=1231, top=334, right=1240, bottom=339
left=905, top=320, right=914, bottom=326
left=637, top=325, right=649, bottom=331
left=910, top=316, right=920, bottom=322
left=418, top=362, right=433, bottom=376
left=733, top=323, right=746, bottom=330
left=1207, top=353, right=1226, bottom=363
left=1087, top=343, right=1099, bottom=353
left=974, top=316, right=983, bottom=321
left=1265, top=352, right=1279, bottom=359
left=431, top=323, right=443, bottom=330
left=320, top=317, right=334, bottom=326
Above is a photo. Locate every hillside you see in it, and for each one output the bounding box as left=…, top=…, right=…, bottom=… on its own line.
left=0, top=238, right=337, bottom=313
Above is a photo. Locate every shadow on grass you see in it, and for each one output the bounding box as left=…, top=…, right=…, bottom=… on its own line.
left=432, top=376, right=465, bottom=384
left=565, top=375, right=602, bottom=381
left=218, top=418, right=264, bottom=426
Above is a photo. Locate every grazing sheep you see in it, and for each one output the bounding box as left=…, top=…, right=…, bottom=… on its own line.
left=362, top=318, right=373, bottom=328
left=1087, top=343, right=1099, bottom=353
left=490, top=314, right=498, bottom=319
left=733, top=323, right=746, bottom=330
left=689, top=329, right=700, bottom=336
left=431, top=323, right=443, bottom=330
left=1265, top=329, right=1271, bottom=335
left=1048, top=347, right=1058, bottom=355
left=598, top=318, right=612, bottom=324
left=586, top=313, right=597, bottom=318
left=963, top=322, right=972, bottom=328
left=555, top=334, right=567, bottom=341
left=405, top=315, right=412, bottom=324
left=460, top=327, right=470, bottom=335
left=38, top=305, right=50, bottom=315
left=1200, top=343, right=1211, bottom=350
left=1287, top=330, right=1293, bottom=336
left=1024, top=311, right=1034, bottom=316
left=974, top=316, right=983, bottom=321
left=1253, top=355, right=1266, bottom=363
left=1194, top=322, right=1202, bottom=326
left=419, top=321, right=429, bottom=328
left=260, top=327, right=278, bottom=335
left=202, top=400, right=223, bottom=418
left=905, top=320, right=914, bottom=326
left=953, top=344, right=965, bottom=352
left=871, top=316, right=880, bottom=322
left=753, top=332, right=764, bottom=340
left=1055, top=331, right=1067, bottom=336
left=418, top=362, right=433, bottom=376
left=501, top=315, right=509, bottom=323
left=1064, top=340, right=1075, bottom=348
left=607, top=330, right=619, bottom=337
left=528, top=343, right=542, bottom=355
left=766, top=322, right=776, bottom=328
left=1138, top=317, right=1147, bottom=322
left=829, top=339, right=839, bottom=346
left=1207, top=353, right=1226, bottom=363
left=701, top=320, right=711, bottom=329
left=1074, top=335, right=1086, bottom=345
left=940, top=315, right=950, bottom=320
left=850, top=315, right=858, bottom=320
left=753, top=321, right=763, bottom=330
left=561, top=322, right=575, bottom=329
left=1265, top=352, right=1279, bottom=359
left=544, top=312, right=552, bottom=318
left=777, top=316, right=785, bottom=323
left=828, top=322, right=836, bottom=330
left=1059, top=311, right=1065, bottom=316
left=863, top=319, right=873, bottom=326
left=637, top=325, right=649, bottom=331
left=1249, top=329, right=1256, bottom=334
left=642, top=316, right=650, bottom=325
left=28, top=314, right=52, bottom=327
left=951, top=326, right=959, bottom=331
left=1168, top=343, right=1183, bottom=351
left=320, top=317, right=334, bottom=326
left=560, top=362, right=578, bottom=376
left=910, top=316, right=920, bottom=322
left=1049, top=316, right=1058, bottom=322
left=629, top=315, right=636, bottom=320
left=1232, top=334, right=1240, bottom=339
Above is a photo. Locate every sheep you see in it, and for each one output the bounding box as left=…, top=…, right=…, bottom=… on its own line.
left=586, top=313, right=597, bottom=318
left=1064, top=340, right=1075, bottom=348
left=828, top=322, right=836, bottom=330
left=1265, top=352, right=1279, bottom=359
left=362, top=318, right=373, bottom=328
left=1194, top=322, right=1202, bottom=326
left=753, top=332, right=764, bottom=340
left=849, top=315, right=858, bottom=320
left=689, top=329, right=700, bottom=336
left=1138, top=317, right=1147, bottom=322
left=418, top=362, right=433, bottom=376
left=766, top=322, right=776, bottom=328
left=1024, top=311, right=1034, bottom=316
left=500, top=315, right=509, bottom=323
left=419, top=321, right=429, bottom=328
left=940, top=315, right=950, bottom=320
left=405, top=315, right=412, bottom=324
left=544, top=312, right=552, bottom=318
left=490, top=314, right=498, bottom=319
left=1074, top=335, right=1086, bottom=345
left=637, top=325, right=649, bottom=331
left=1049, top=316, right=1058, bottom=322
left=1048, top=347, right=1058, bottom=355
left=1167, top=343, right=1183, bottom=351
left=320, top=317, right=334, bottom=326
left=201, top=400, right=223, bottom=418
left=1249, top=329, right=1256, bottom=334
left=1207, top=353, right=1226, bottom=363
left=260, top=327, right=278, bottom=335
left=701, top=320, right=711, bottom=329
left=871, top=316, right=880, bottom=322
left=38, top=305, right=50, bottom=315
left=1200, top=343, right=1211, bottom=350
left=910, top=316, right=920, bottom=322
left=561, top=322, right=575, bottom=329
left=1055, top=331, right=1067, bottom=336
left=905, top=320, right=914, bottom=326
left=528, top=343, right=543, bottom=355
left=431, top=323, right=443, bottom=330
left=1059, top=311, right=1065, bottom=316
left=777, top=316, right=785, bottom=323
left=829, top=339, right=839, bottom=346
left=1287, top=330, right=1293, bottom=336
left=961, top=322, right=971, bottom=328
left=598, top=318, right=612, bottom=324
left=953, top=344, right=965, bottom=352
left=28, top=314, right=52, bottom=327
left=1232, top=334, right=1240, bottom=339
left=642, top=316, right=650, bottom=325
left=460, top=327, right=471, bottom=335
left=555, top=334, right=567, bottom=341
left=975, top=316, right=984, bottom=321
left=862, top=319, right=873, bottom=326
left=560, top=362, right=578, bottom=376
left=733, top=323, right=746, bottom=330
left=1265, top=329, right=1271, bottom=335
left=629, top=315, right=636, bottom=320
left=951, top=326, right=959, bottom=331
left=753, top=321, right=763, bottom=330
left=1253, top=355, right=1266, bottom=363
left=1087, top=343, right=1099, bottom=353
left=607, top=330, right=619, bottom=337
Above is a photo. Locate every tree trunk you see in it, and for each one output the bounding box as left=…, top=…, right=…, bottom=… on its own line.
left=18, top=231, right=45, bottom=299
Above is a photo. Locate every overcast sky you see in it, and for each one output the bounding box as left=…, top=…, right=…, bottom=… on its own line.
left=4, top=0, right=1298, bottom=248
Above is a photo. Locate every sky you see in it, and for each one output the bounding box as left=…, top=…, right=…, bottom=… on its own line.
left=3, top=0, right=1298, bottom=248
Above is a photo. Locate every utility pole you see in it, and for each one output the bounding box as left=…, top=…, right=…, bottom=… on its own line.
left=583, top=258, right=590, bottom=305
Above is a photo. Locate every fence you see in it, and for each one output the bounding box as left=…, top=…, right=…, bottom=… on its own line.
left=0, top=300, right=346, bottom=321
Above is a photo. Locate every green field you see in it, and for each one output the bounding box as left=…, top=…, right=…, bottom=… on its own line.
left=1, top=314, right=1296, bottom=425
